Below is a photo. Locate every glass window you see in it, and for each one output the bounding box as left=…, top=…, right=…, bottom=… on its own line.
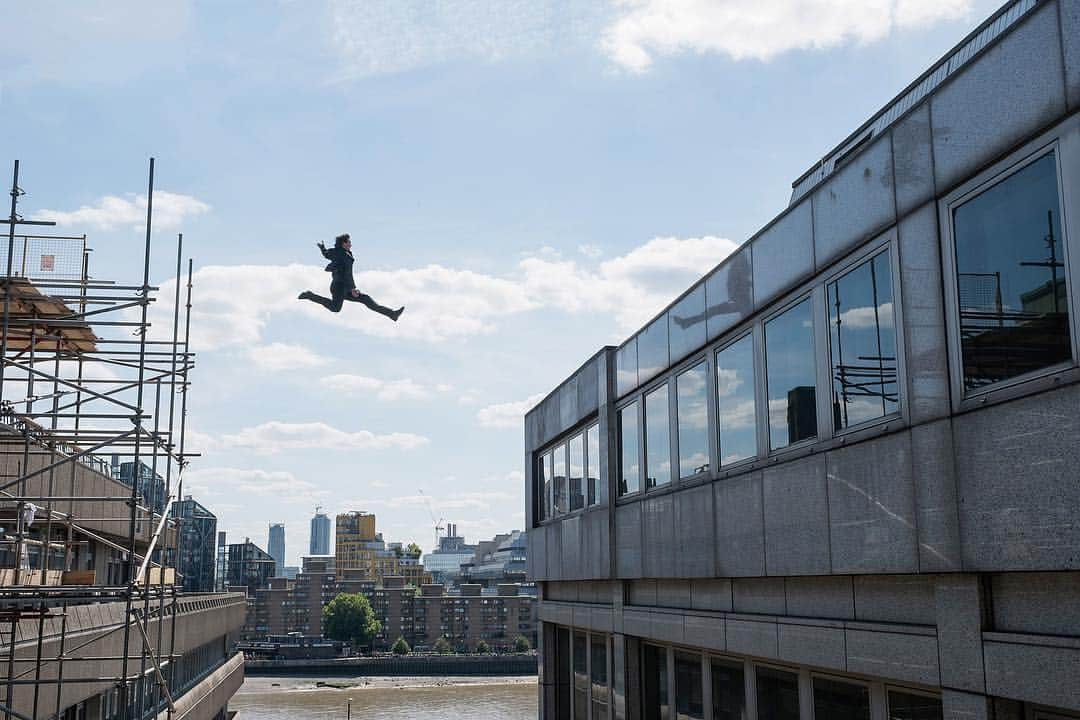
left=953, top=151, right=1071, bottom=391
left=716, top=334, right=757, bottom=465
left=765, top=299, right=817, bottom=450
left=706, top=247, right=754, bottom=340
left=591, top=636, right=609, bottom=719
left=639, top=316, right=671, bottom=384
left=887, top=690, right=943, bottom=720
left=617, top=338, right=639, bottom=398
left=711, top=658, right=745, bottom=720
left=569, top=434, right=585, bottom=512
left=553, top=444, right=568, bottom=515
left=675, top=651, right=704, bottom=720
left=645, top=384, right=671, bottom=489
left=828, top=251, right=899, bottom=429
left=813, top=677, right=870, bottom=720
left=618, top=402, right=641, bottom=496
left=539, top=451, right=552, bottom=521
left=587, top=423, right=604, bottom=507
left=677, top=362, right=710, bottom=478
left=574, top=632, right=588, bottom=720
left=670, top=284, right=707, bottom=362
left=586, top=424, right=601, bottom=506
left=755, top=666, right=799, bottom=720
left=643, top=644, right=669, bottom=720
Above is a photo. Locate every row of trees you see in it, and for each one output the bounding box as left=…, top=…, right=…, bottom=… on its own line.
left=322, top=592, right=532, bottom=654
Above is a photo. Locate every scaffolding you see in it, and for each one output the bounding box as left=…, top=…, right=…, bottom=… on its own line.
left=0, top=158, right=199, bottom=719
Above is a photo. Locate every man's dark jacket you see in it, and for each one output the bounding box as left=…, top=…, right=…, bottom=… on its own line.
left=321, top=246, right=356, bottom=290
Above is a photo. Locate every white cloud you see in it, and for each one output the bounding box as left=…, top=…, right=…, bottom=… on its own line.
left=833, top=302, right=894, bottom=330
left=321, top=373, right=432, bottom=401
left=184, top=467, right=327, bottom=499
left=476, top=392, right=546, bottom=429
left=248, top=342, right=331, bottom=372
left=36, top=191, right=210, bottom=232
left=198, top=421, right=429, bottom=454
left=578, top=244, right=603, bottom=259
left=602, top=0, right=973, bottom=71
left=327, top=1, right=606, bottom=80
left=147, top=234, right=736, bottom=351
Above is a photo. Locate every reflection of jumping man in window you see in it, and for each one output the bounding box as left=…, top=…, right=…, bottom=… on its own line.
left=672, top=251, right=752, bottom=329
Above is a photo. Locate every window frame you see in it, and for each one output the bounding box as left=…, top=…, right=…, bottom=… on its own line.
left=674, top=355, right=714, bottom=484
left=940, top=119, right=1080, bottom=411
left=820, top=235, right=907, bottom=437
left=714, top=329, right=761, bottom=472
left=809, top=671, right=873, bottom=720
left=762, top=292, right=821, bottom=456
left=616, top=396, right=644, bottom=500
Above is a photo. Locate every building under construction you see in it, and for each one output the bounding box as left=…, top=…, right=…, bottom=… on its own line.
left=0, top=160, right=245, bottom=719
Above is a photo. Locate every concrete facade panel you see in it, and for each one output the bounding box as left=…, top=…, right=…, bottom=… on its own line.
left=983, top=638, right=1080, bottom=713
left=583, top=509, right=610, bottom=579
left=991, top=572, right=1080, bottom=635
left=1065, top=0, right=1080, bottom=110
left=930, top=3, right=1067, bottom=190
left=616, top=503, right=644, bottom=578
left=845, top=629, right=940, bottom=686
left=911, top=421, right=963, bottom=572
left=577, top=357, right=600, bottom=418
left=826, top=433, right=918, bottom=574
left=674, top=484, right=716, bottom=577
left=715, top=473, right=766, bottom=577
left=706, top=246, right=754, bottom=342
left=690, top=579, right=733, bottom=612
left=953, top=385, right=1080, bottom=570
left=656, top=581, right=692, bottom=610
left=853, top=575, right=936, bottom=626
left=812, top=137, right=896, bottom=268
left=778, top=622, right=846, bottom=670
left=542, top=397, right=560, bottom=447
left=892, top=103, right=936, bottom=216
left=763, top=456, right=831, bottom=576
left=935, top=575, right=986, bottom=692
left=897, top=202, right=951, bottom=425
left=684, top=614, right=725, bottom=651
left=669, top=283, right=707, bottom=364
left=732, top=578, right=786, bottom=615
left=726, top=618, right=779, bottom=659
left=546, top=522, right=563, bottom=582
left=628, top=580, right=658, bottom=607
left=559, top=376, right=578, bottom=435
left=752, top=201, right=814, bottom=309
left=651, top=611, right=685, bottom=644
left=642, top=494, right=676, bottom=578
left=560, top=514, right=582, bottom=580
left=784, top=576, right=855, bottom=620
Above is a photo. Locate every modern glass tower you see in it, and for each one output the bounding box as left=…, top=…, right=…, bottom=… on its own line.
left=268, top=523, right=286, bottom=576
left=310, top=508, right=331, bottom=555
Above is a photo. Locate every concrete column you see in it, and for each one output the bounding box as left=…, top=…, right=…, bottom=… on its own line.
left=941, top=689, right=991, bottom=720
left=935, top=574, right=987, bottom=693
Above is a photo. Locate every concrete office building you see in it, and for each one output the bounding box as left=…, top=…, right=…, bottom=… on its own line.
left=268, top=522, right=286, bottom=576
left=423, top=523, right=476, bottom=585
left=310, top=507, right=331, bottom=555
left=525, top=1, right=1080, bottom=718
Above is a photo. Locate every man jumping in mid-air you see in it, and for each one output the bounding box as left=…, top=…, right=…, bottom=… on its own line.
left=298, top=234, right=404, bottom=321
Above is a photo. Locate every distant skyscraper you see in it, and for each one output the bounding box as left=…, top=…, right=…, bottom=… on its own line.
left=268, top=523, right=286, bottom=576
left=310, top=507, right=331, bottom=555
left=172, top=496, right=217, bottom=593
left=216, top=531, right=227, bottom=591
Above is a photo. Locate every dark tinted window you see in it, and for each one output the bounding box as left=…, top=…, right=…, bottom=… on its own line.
left=813, top=677, right=870, bottom=720
left=645, top=384, right=671, bottom=488
left=765, top=299, right=817, bottom=450
left=677, top=362, right=710, bottom=478
left=591, top=636, right=609, bottom=718
left=642, top=644, right=669, bottom=720
left=675, top=651, right=704, bottom=720
left=574, top=632, right=588, bottom=719
left=619, top=401, right=641, bottom=496
left=887, top=690, right=942, bottom=720
left=755, top=666, right=799, bottom=720
left=953, top=151, right=1070, bottom=390
left=711, top=658, right=745, bottom=720
left=716, top=334, right=757, bottom=464
left=539, top=452, right=552, bottom=520
left=828, top=251, right=898, bottom=429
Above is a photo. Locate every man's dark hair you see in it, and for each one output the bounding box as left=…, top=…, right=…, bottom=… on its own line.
left=334, top=233, right=351, bottom=249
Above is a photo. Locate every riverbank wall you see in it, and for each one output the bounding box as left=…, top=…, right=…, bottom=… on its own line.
left=245, top=653, right=538, bottom=677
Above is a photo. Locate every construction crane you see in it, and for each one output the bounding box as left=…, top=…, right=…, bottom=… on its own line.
left=418, top=489, right=444, bottom=552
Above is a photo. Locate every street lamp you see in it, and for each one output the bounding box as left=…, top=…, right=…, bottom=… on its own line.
left=347, top=697, right=352, bottom=719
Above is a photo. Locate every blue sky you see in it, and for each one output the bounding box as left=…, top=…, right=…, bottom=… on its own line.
left=1, top=0, right=1002, bottom=565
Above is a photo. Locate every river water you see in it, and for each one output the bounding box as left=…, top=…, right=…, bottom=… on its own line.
left=231, top=675, right=538, bottom=719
